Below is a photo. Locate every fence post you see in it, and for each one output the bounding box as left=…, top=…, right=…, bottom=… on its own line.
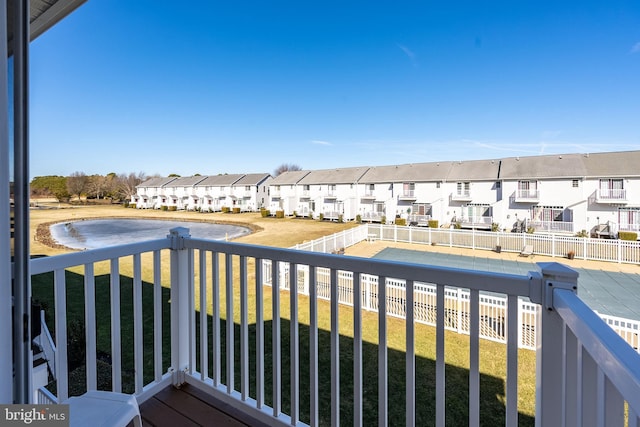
left=531, top=262, right=579, bottom=427
left=169, top=227, right=192, bottom=386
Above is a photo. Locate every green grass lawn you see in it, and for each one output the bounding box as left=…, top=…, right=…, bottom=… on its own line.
left=33, top=264, right=536, bottom=426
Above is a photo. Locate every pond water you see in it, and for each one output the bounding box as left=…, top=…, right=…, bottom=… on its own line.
left=49, top=219, right=251, bottom=250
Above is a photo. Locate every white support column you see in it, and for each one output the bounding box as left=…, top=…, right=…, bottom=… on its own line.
left=532, top=262, right=579, bottom=427
left=169, top=227, right=191, bottom=385
left=12, top=0, right=32, bottom=404
left=0, top=0, right=12, bottom=404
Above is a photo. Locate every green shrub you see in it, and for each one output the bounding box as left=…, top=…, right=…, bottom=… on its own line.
left=261, top=209, right=270, bottom=218
left=428, top=220, right=438, bottom=228
left=381, top=215, right=386, bottom=224
left=128, top=203, right=136, bottom=209
left=395, top=218, right=406, bottom=226
left=319, top=213, right=324, bottom=221
left=293, top=211, right=298, bottom=217
left=276, top=210, right=285, bottom=218
left=168, top=205, right=177, bottom=211
left=619, top=231, right=638, bottom=241
left=526, top=226, right=536, bottom=234
left=222, top=206, right=230, bottom=213
left=233, top=207, right=241, bottom=214
left=338, top=214, right=344, bottom=223
left=491, top=222, right=500, bottom=232
left=356, top=214, right=362, bottom=224
left=160, top=205, right=168, bottom=211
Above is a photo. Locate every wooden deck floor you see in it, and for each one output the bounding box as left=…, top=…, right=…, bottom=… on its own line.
left=137, top=384, right=270, bottom=427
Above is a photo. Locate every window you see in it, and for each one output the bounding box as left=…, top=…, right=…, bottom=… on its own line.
left=572, top=180, right=579, bottom=188
left=532, top=206, right=565, bottom=222
left=599, top=178, right=624, bottom=199
left=457, top=182, right=470, bottom=195
left=303, top=185, right=310, bottom=191
left=618, top=208, right=640, bottom=231
left=436, top=182, right=441, bottom=188
left=495, top=181, right=501, bottom=189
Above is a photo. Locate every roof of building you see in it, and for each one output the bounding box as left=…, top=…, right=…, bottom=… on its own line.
left=269, top=170, right=311, bottom=185
left=359, top=162, right=451, bottom=183
left=446, top=159, right=501, bottom=181
left=233, top=173, right=272, bottom=185
left=164, top=176, right=208, bottom=187
left=196, top=174, right=245, bottom=186
left=499, top=153, right=587, bottom=179
left=137, top=177, right=178, bottom=188
left=298, top=167, right=370, bottom=184
left=580, top=151, right=640, bottom=178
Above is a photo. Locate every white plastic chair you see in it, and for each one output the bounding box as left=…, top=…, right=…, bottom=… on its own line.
left=65, top=390, right=142, bottom=427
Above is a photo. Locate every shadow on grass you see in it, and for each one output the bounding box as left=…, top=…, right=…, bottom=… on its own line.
left=32, top=267, right=534, bottom=426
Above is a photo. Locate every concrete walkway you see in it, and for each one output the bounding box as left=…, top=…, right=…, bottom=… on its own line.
left=345, top=241, right=640, bottom=320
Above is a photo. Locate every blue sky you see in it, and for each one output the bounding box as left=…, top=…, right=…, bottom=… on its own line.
left=29, top=1, right=640, bottom=178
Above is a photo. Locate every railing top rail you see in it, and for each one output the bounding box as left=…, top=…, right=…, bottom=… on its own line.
left=30, top=238, right=170, bottom=275
left=553, top=288, right=640, bottom=413
left=186, top=237, right=538, bottom=297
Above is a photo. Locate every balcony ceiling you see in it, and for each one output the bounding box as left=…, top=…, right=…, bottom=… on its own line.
left=6, top=0, right=86, bottom=51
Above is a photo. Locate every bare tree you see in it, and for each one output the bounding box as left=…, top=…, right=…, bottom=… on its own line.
left=273, top=163, right=302, bottom=176
left=116, top=172, right=147, bottom=202
left=66, top=171, right=88, bottom=201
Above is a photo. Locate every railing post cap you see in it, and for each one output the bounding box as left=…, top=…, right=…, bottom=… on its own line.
left=537, top=262, right=579, bottom=282
left=168, top=227, right=191, bottom=237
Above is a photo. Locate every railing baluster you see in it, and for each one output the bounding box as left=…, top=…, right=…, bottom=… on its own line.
left=188, top=247, right=196, bottom=375
left=331, top=268, right=340, bottom=426
left=211, top=252, right=220, bottom=386
left=469, top=289, right=479, bottom=427
left=272, top=260, right=281, bottom=417
left=378, top=275, right=387, bottom=427
left=290, top=263, right=299, bottom=425
left=199, top=250, right=208, bottom=381
left=604, top=376, right=624, bottom=425
left=110, top=258, right=122, bottom=393
left=581, top=347, right=598, bottom=427
left=240, top=256, right=249, bottom=401
left=153, top=250, right=163, bottom=383
left=309, top=266, right=319, bottom=427
left=255, top=258, right=264, bottom=409
left=226, top=253, right=234, bottom=394
left=84, top=263, right=97, bottom=391
left=506, top=294, right=518, bottom=426
left=436, top=283, right=445, bottom=427
left=54, top=269, right=69, bottom=401
left=353, top=272, right=363, bottom=427
left=564, top=327, right=580, bottom=426
left=133, top=253, right=144, bottom=394
left=406, top=279, right=415, bottom=427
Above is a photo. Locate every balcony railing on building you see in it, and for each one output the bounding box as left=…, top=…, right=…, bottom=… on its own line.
left=27, top=228, right=640, bottom=426
left=514, top=189, right=540, bottom=203
left=459, top=216, right=492, bottom=230
left=451, top=191, right=473, bottom=202
left=595, top=188, right=627, bottom=203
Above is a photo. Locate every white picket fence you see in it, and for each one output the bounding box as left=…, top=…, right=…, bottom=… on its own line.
left=290, top=224, right=640, bottom=352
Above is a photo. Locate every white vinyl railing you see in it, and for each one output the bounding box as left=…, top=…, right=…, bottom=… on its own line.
left=28, top=227, right=640, bottom=426
left=264, top=263, right=540, bottom=350
left=365, top=223, right=640, bottom=264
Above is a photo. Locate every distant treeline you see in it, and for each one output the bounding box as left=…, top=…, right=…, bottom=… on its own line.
left=30, top=172, right=150, bottom=203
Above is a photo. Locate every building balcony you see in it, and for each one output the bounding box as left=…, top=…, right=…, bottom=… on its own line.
left=398, top=190, right=417, bottom=201
left=451, top=191, right=473, bottom=202
left=595, top=188, right=627, bottom=204
left=514, top=189, right=540, bottom=203
left=360, top=192, right=376, bottom=200
left=28, top=228, right=640, bottom=426
left=324, top=192, right=337, bottom=200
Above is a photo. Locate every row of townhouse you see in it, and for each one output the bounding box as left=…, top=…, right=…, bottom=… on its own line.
left=267, top=150, right=640, bottom=236
left=133, top=150, right=640, bottom=237
left=133, top=173, right=272, bottom=212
